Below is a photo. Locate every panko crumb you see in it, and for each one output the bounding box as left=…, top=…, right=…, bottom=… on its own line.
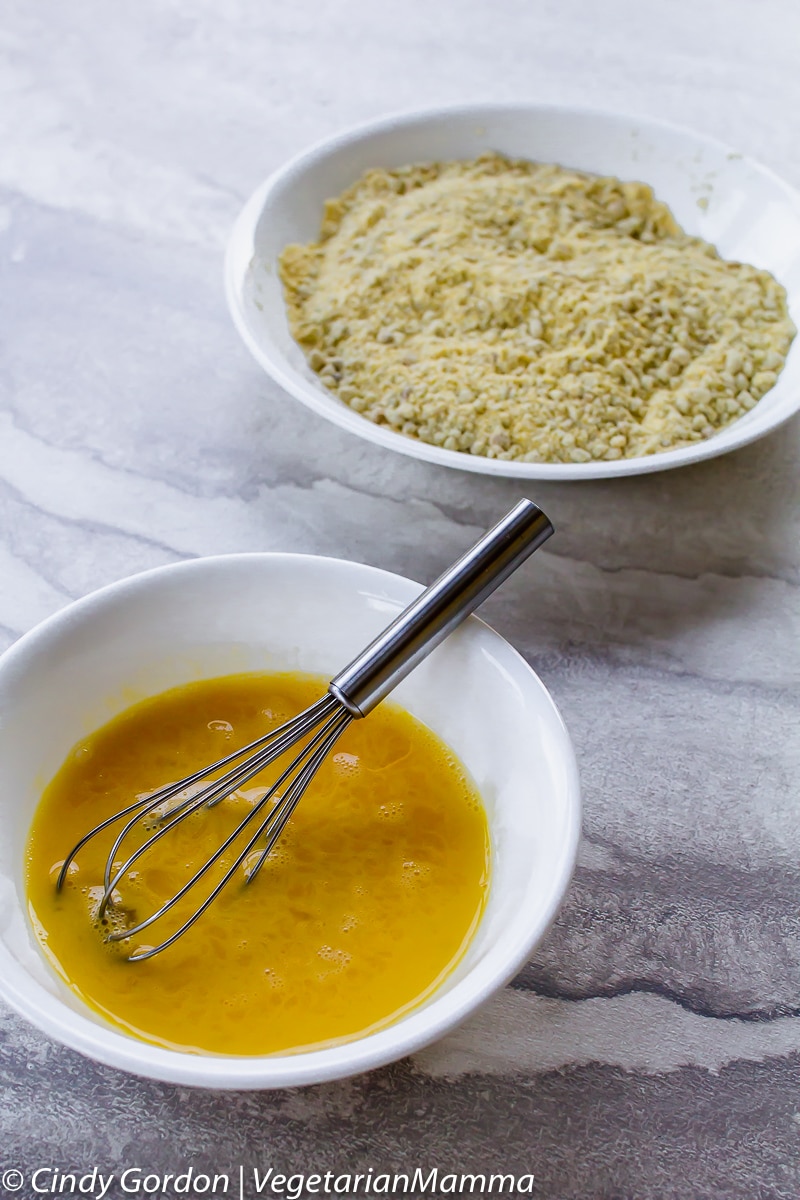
left=278, top=154, right=795, bottom=464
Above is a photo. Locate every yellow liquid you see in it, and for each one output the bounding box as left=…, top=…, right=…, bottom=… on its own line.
left=25, top=673, right=490, bottom=1056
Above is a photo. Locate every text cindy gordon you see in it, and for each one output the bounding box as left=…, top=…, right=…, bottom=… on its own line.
left=17, top=1165, right=536, bottom=1197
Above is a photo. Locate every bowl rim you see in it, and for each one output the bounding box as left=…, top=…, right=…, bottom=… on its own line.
left=0, top=551, right=581, bottom=1088
left=225, top=100, right=800, bottom=481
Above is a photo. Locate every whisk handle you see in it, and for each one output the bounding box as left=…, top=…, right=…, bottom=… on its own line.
left=329, top=498, right=553, bottom=717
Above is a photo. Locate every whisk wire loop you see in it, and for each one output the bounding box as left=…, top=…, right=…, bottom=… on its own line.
left=55, top=695, right=337, bottom=896
left=102, top=696, right=348, bottom=935
left=122, top=703, right=353, bottom=962
left=98, top=694, right=341, bottom=906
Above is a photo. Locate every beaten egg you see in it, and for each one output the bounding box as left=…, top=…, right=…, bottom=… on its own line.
left=25, top=673, right=490, bottom=1056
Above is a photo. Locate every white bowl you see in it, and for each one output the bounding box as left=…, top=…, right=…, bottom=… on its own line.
left=226, top=103, right=800, bottom=480
left=0, top=553, right=580, bottom=1088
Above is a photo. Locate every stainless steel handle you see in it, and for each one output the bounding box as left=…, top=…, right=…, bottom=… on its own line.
left=329, top=499, right=553, bottom=717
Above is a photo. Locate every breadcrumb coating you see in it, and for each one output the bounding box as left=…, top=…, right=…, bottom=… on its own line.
left=279, top=154, right=795, bottom=463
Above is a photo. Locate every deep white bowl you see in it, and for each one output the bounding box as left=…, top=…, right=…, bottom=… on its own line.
left=0, top=553, right=580, bottom=1088
left=226, top=103, right=800, bottom=480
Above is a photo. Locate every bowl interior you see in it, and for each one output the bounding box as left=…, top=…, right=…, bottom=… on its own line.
left=0, top=554, right=579, bottom=1087
left=227, top=104, right=800, bottom=480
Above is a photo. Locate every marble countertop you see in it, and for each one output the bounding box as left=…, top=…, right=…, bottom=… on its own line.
left=2, top=1, right=800, bottom=1197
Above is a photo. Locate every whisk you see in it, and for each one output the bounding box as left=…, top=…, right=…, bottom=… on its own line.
left=57, top=499, right=553, bottom=961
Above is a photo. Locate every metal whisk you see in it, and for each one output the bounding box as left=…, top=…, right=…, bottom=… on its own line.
left=57, top=499, right=553, bottom=960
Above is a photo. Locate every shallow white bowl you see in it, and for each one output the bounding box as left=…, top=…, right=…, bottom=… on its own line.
left=0, top=553, right=580, bottom=1088
left=226, top=103, right=800, bottom=480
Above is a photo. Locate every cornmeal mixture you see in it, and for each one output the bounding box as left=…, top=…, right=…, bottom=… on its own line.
left=279, top=154, right=795, bottom=463
left=26, top=673, right=489, bottom=1056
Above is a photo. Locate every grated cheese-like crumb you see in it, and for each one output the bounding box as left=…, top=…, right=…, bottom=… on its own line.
left=279, top=154, right=795, bottom=463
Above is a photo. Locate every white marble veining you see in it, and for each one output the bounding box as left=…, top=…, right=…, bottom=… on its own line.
left=2, top=1, right=800, bottom=1197
left=414, top=990, right=800, bottom=1078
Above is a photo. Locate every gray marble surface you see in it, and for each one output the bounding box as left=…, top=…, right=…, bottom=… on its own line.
left=2, top=1, right=800, bottom=1197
